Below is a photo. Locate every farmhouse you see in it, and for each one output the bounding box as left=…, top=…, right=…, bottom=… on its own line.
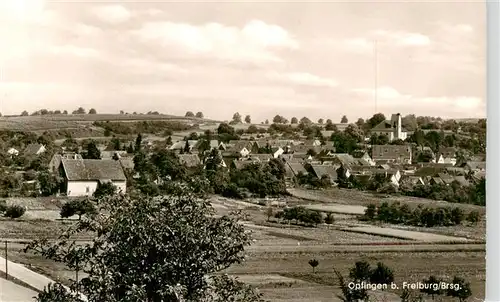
left=370, top=113, right=408, bottom=141
left=59, top=159, right=127, bottom=197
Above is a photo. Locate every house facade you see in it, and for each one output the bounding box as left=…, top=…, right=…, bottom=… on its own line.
left=59, top=159, right=127, bottom=197
left=370, top=113, right=408, bottom=142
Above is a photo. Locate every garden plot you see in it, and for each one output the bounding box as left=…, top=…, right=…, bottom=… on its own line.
left=340, top=225, right=470, bottom=242
left=23, top=210, right=62, bottom=221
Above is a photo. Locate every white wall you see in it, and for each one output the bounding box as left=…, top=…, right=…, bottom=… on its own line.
left=67, top=181, right=98, bottom=197
left=66, top=180, right=127, bottom=197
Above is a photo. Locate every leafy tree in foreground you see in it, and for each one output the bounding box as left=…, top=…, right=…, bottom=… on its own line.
left=26, top=184, right=264, bottom=302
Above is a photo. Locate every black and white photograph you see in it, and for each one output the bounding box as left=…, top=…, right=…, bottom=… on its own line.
left=0, top=1, right=486, bottom=301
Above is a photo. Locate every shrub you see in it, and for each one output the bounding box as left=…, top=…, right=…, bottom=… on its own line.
left=324, top=213, right=334, bottom=224
left=93, top=182, right=117, bottom=199
left=362, top=204, right=377, bottom=221
left=222, top=183, right=244, bottom=199
left=447, top=276, right=472, bottom=302
left=4, top=205, right=26, bottom=218
left=369, top=262, right=394, bottom=287
left=420, top=276, right=444, bottom=299
left=60, top=198, right=97, bottom=220
left=0, top=200, right=7, bottom=212
left=466, top=210, right=480, bottom=225
left=349, top=261, right=372, bottom=282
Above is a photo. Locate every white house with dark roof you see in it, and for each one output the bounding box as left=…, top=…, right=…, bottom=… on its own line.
left=370, top=113, right=408, bottom=142
left=59, top=159, right=126, bottom=197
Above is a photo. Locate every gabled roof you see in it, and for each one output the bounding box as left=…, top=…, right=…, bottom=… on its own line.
left=286, top=162, right=307, bottom=176
left=438, top=147, right=457, bottom=158
left=24, top=143, right=45, bottom=155
left=249, top=154, right=273, bottom=162
left=178, top=154, right=202, bottom=167
left=232, top=159, right=261, bottom=170
left=465, top=161, right=486, bottom=170
left=61, top=159, right=126, bottom=181
left=453, top=175, right=469, bottom=186
left=431, top=177, right=445, bottom=185
left=290, top=144, right=318, bottom=153
left=310, top=165, right=338, bottom=181
left=372, top=145, right=412, bottom=160
left=170, top=140, right=198, bottom=150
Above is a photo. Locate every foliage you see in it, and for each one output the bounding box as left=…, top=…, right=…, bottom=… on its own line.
left=334, top=268, right=369, bottom=302
left=420, top=276, right=444, bottom=299
left=466, top=210, right=480, bottom=225
left=349, top=261, right=372, bottom=282
left=232, top=112, right=242, bottom=124
left=38, top=171, right=62, bottom=196
left=369, top=262, right=394, bottom=286
left=4, top=204, right=26, bottom=218
left=60, top=198, right=97, bottom=220
left=360, top=202, right=477, bottom=228
left=274, top=206, right=323, bottom=226
left=446, top=276, right=472, bottom=302
left=83, top=141, right=101, bottom=159
left=26, top=187, right=261, bottom=302
left=95, top=121, right=195, bottom=135
left=324, top=213, right=334, bottom=224
left=0, top=199, right=6, bottom=212
left=308, top=259, right=319, bottom=273
left=93, top=182, right=118, bottom=199
left=36, top=283, right=81, bottom=302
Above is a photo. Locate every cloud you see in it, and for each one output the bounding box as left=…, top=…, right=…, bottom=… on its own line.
left=91, top=5, right=132, bottom=24
left=47, top=45, right=100, bottom=58
left=351, top=86, right=483, bottom=115
left=436, top=22, right=474, bottom=35
left=352, top=86, right=410, bottom=100
left=131, top=20, right=298, bottom=63
left=371, top=30, right=431, bottom=46
left=268, top=71, right=338, bottom=87
left=343, top=38, right=373, bottom=53
left=73, top=23, right=102, bottom=36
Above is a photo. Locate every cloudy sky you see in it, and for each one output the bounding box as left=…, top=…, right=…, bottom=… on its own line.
left=0, top=0, right=486, bottom=122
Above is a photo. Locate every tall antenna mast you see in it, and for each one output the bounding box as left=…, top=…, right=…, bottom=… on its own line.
left=374, top=40, right=378, bottom=114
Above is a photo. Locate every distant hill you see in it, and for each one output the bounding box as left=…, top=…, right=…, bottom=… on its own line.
left=0, top=114, right=221, bottom=132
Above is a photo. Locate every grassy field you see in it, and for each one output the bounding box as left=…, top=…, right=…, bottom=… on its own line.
left=0, top=114, right=219, bottom=131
